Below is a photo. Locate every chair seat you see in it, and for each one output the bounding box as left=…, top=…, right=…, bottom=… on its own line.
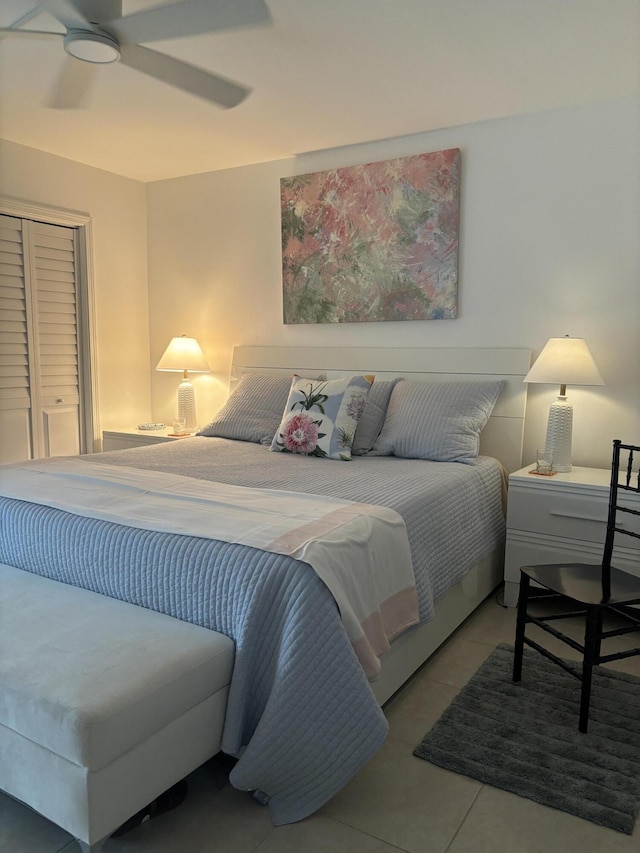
left=522, top=562, right=640, bottom=606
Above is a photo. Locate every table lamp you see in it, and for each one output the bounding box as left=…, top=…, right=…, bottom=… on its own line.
left=523, top=335, right=604, bottom=472
left=156, top=335, right=210, bottom=431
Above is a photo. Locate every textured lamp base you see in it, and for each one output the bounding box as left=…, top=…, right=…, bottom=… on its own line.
left=177, top=379, right=197, bottom=431
left=545, top=397, right=573, bottom=472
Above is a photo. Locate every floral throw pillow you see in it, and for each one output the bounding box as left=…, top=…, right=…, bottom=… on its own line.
left=270, top=375, right=374, bottom=460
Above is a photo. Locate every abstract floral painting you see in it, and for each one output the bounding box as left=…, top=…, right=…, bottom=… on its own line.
left=281, top=148, right=460, bottom=324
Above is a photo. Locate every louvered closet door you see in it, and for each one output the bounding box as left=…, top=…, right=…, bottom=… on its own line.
left=0, top=215, right=32, bottom=461
left=0, top=214, right=82, bottom=462
left=31, top=220, right=81, bottom=457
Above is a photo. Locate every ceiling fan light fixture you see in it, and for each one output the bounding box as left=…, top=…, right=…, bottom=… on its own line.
left=64, top=30, right=121, bottom=64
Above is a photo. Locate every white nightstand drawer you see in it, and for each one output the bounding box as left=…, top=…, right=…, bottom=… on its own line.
left=507, top=488, right=610, bottom=545
left=505, top=530, right=640, bottom=575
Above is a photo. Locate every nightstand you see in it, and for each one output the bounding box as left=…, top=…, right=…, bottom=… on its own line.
left=503, top=465, right=640, bottom=606
left=102, top=427, right=188, bottom=452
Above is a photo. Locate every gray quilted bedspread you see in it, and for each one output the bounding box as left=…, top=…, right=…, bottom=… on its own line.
left=0, top=439, right=505, bottom=825
left=93, top=438, right=506, bottom=622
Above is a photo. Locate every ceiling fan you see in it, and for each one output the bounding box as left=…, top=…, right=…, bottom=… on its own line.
left=0, top=0, right=271, bottom=109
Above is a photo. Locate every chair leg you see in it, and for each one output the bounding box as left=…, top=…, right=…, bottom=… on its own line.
left=579, top=605, right=601, bottom=733
left=593, top=607, right=604, bottom=663
left=512, top=572, right=530, bottom=682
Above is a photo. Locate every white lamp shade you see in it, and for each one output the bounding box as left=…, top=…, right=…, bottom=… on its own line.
left=156, top=336, right=211, bottom=373
left=523, top=337, right=604, bottom=386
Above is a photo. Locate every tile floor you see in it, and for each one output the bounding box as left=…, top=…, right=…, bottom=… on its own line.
left=2, top=592, right=639, bottom=853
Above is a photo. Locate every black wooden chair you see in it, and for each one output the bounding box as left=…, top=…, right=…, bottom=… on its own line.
left=512, top=439, right=640, bottom=732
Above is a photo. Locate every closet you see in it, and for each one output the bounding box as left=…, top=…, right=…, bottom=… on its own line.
left=0, top=213, right=89, bottom=463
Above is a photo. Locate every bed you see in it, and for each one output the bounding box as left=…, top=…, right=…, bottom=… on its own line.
left=0, top=345, right=530, bottom=827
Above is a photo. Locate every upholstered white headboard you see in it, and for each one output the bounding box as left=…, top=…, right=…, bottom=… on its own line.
left=231, top=346, right=531, bottom=473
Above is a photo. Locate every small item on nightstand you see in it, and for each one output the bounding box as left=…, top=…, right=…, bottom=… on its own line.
left=530, top=448, right=556, bottom=476
left=170, top=418, right=189, bottom=436
left=138, top=422, right=166, bottom=431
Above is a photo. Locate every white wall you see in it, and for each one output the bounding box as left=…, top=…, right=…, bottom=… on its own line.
left=147, top=98, right=639, bottom=470
left=4, top=98, right=636, bottom=467
left=0, top=139, right=151, bottom=438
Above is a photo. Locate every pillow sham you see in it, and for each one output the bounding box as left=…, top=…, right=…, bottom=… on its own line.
left=197, top=372, right=323, bottom=445
left=270, top=375, right=374, bottom=460
left=371, top=379, right=505, bottom=463
left=352, top=377, right=403, bottom=455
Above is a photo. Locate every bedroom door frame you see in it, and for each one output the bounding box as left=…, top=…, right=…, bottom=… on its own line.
left=0, top=195, right=100, bottom=455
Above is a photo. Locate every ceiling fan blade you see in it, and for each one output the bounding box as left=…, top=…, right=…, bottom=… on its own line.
left=0, top=28, right=62, bottom=40
left=119, top=43, right=249, bottom=109
left=107, top=0, right=271, bottom=45
left=49, top=0, right=90, bottom=29
left=6, top=2, right=57, bottom=30
left=45, top=55, right=96, bottom=108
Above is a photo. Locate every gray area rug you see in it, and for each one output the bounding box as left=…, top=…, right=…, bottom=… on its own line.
left=413, top=643, right=640, bottom=833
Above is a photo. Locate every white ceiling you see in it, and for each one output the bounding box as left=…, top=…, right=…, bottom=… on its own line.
left=0, top=0, right=638, bottom=183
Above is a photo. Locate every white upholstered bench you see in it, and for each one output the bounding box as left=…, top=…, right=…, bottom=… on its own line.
left=0, top=563, right=235, bottom=852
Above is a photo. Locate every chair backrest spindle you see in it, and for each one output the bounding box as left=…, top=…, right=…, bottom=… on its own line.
left=601, top=440, right=621, bottom=601
left=601, top=440, right=640, bottom=603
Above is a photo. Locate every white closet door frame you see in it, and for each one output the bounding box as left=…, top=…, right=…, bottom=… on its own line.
left=0, top=196, right=100, bottom=454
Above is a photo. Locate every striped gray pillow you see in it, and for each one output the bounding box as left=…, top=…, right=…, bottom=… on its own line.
left=352, top=378, right=402, bottom=455
left=371, top=379, right=504, bottom=463
left=198, top=373, right=320, bottom=445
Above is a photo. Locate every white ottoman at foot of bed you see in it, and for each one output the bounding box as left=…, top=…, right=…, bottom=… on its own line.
left=0, top=563, right=235, bottom=853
